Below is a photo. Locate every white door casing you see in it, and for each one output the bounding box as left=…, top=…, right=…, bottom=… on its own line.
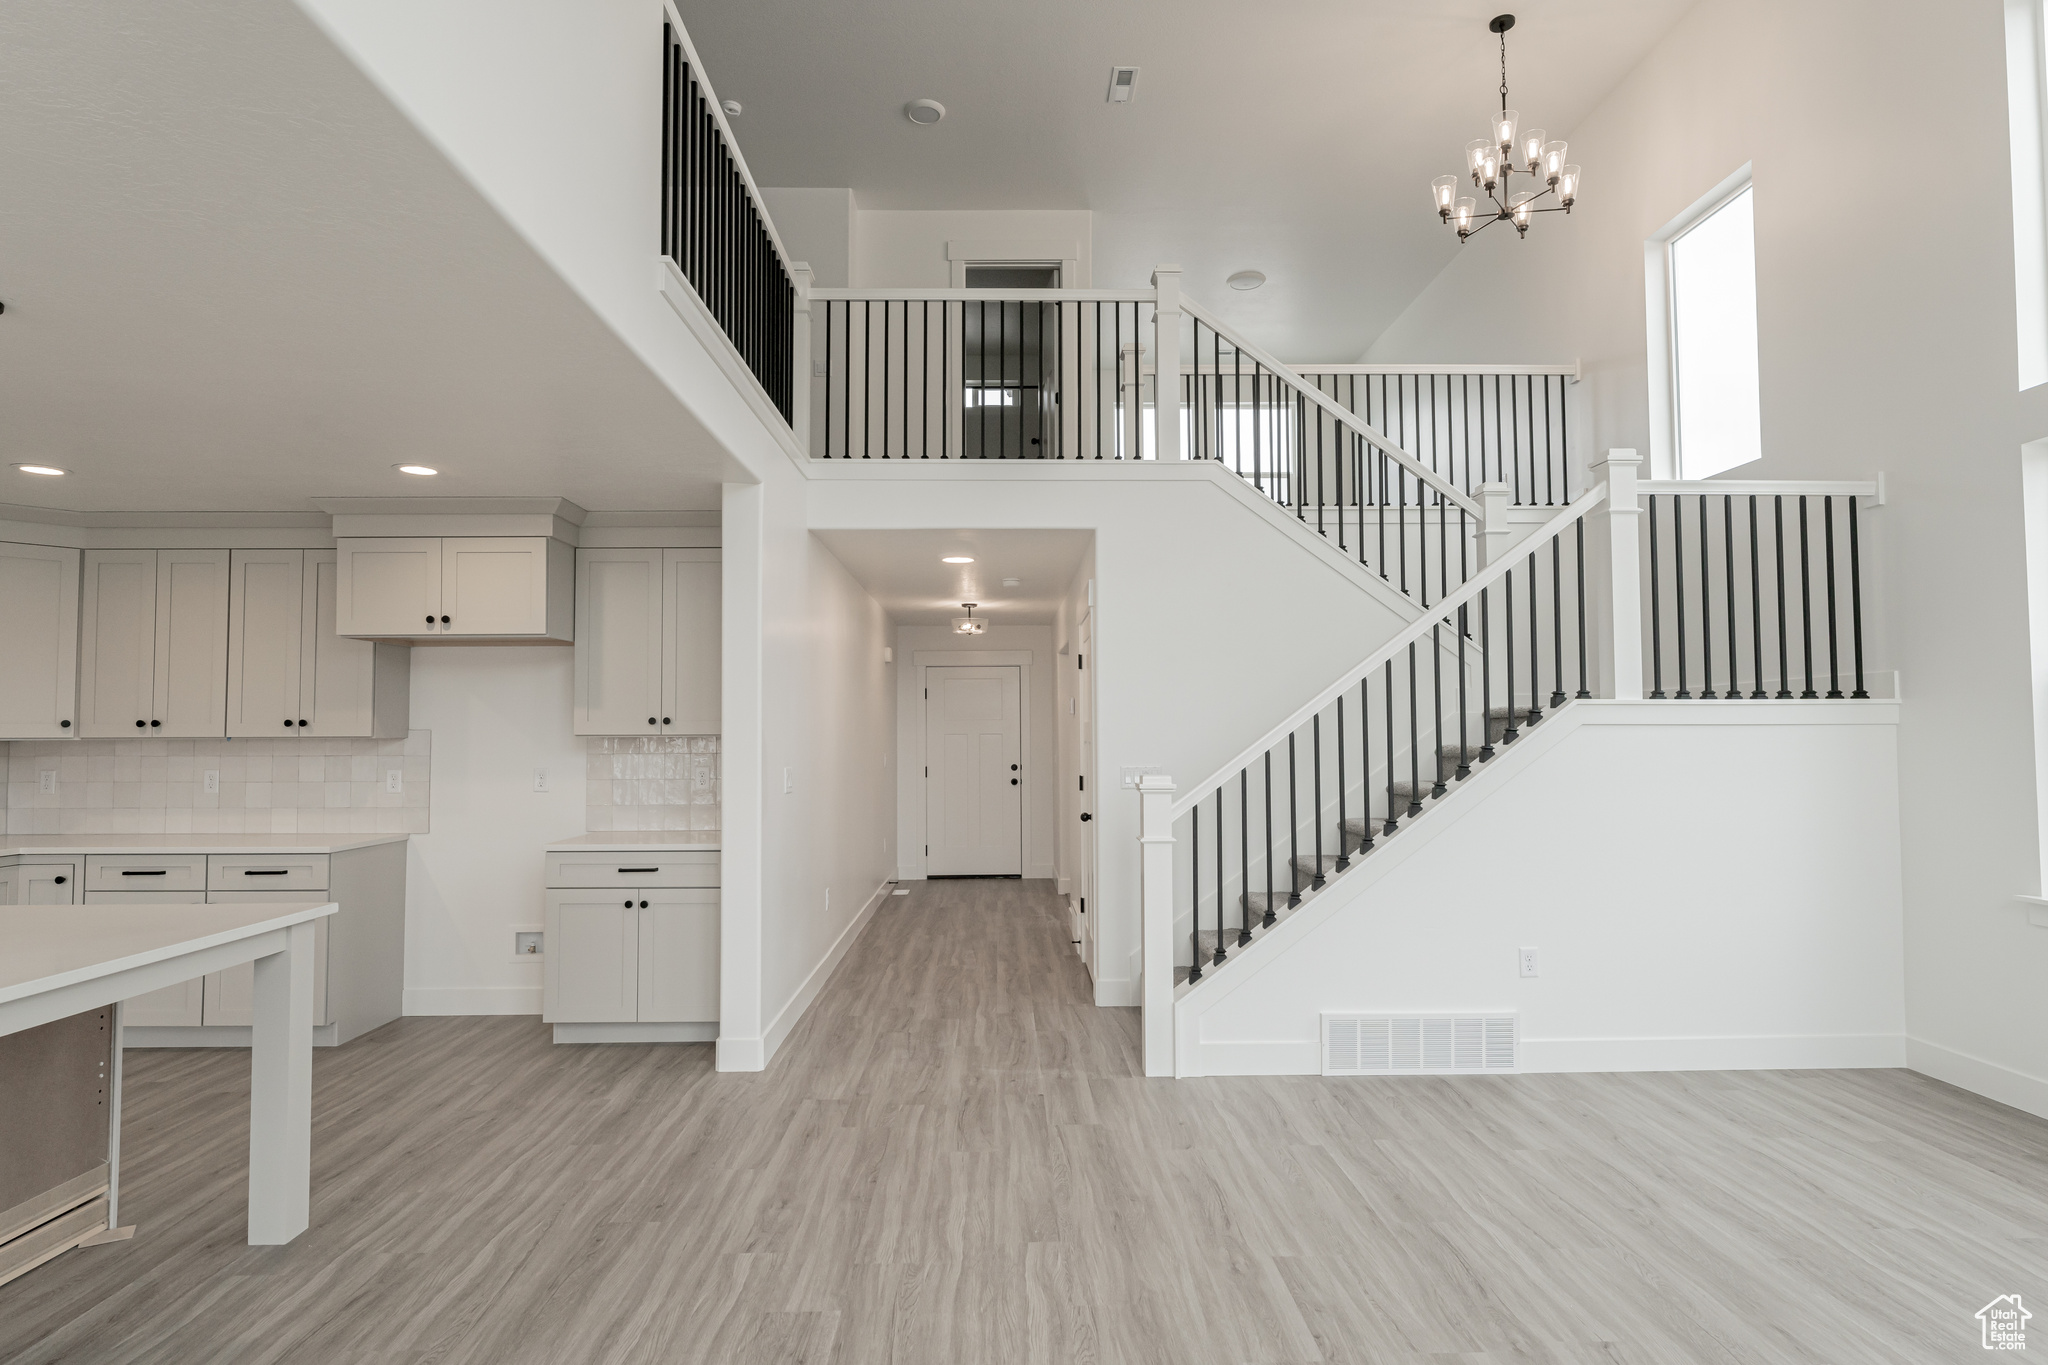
left=925, top=666, right=1023, bottom=877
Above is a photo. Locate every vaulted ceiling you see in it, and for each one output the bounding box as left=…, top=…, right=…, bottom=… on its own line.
left=677, top=0, right=1693, bottom=360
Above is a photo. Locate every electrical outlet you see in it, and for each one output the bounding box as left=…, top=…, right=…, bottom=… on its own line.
left=203, top=770, right=220, bottom=795
left=1519, top=947, right=1540, bottom=978
left=514, top=931, right=543, bottom=957
left=385, top=769, right=403, bottom=794
left=533, top=768, right=550, bottom=793
left=38, top=769, right=57, bottom=795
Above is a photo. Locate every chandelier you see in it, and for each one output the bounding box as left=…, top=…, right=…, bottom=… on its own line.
left=1430, top=15, right=1581, bottom=241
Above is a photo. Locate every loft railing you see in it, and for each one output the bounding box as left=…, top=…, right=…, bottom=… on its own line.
left=661, top=15, right=794, bottom=421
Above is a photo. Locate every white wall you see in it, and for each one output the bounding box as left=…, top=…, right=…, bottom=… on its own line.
left=811, top=462, right=1419, bottom=1009
left=762, top=187, right=855, bottom=288
left=1054, top=548, right=1096, bottom=908
left=402, top=646, right=586, bottom=1015
left=894, top=622, right=1058, bottom=882
left=1365, top=0, right=2048, bottom=1118
left=1180, top=702, right=1907, bottom=1076
left=855, top=209, right=1094, bottom=287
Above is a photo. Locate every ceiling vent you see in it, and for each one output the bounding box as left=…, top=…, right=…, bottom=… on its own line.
left=1107, top=67, right=1139, bottom=103
left=1322, top=1013, right=1516, bottom=1076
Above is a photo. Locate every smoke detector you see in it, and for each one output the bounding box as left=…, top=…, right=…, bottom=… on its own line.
left=906, top=99, right=945, bottom=126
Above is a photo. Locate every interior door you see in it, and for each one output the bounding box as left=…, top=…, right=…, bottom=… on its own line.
left=637, top=889, right=720, bottom=1022
left=1078, top=613, right=1096, bottom=977
left=227, top=549, right=304, bottom=738
left=300, top=550, right=378, bottom=736
left=0, top=542, right=79, bottom=739
left=925, top=666, right=1023, bottom=876
left=575, top=548, right=665, bottom=736
left=153, top=548, right=230, bottom=738
left=662, top=551, right=721, bottom=734
left=442, top=538, right=547, bottom=636
left=86, top=889, right=208, bottom=1026
left=337, top=538, right=441, bottom=636
left=79, top=550, right=158, bottom=737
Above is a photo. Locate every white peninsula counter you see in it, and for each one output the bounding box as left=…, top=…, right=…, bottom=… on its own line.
left=0, top=899, right=333, bottom=1284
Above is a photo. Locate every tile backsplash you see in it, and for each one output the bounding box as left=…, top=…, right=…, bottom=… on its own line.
left=585, top=736, right=719, bottom=832
left=2, top=732, right=431, bottom=836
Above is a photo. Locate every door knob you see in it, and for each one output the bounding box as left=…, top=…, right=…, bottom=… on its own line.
left=1080, top=812, right=1092, bottom=822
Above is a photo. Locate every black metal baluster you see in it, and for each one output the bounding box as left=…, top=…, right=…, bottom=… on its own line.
left=1774, top=496, right=1793, bottom=698
left=1257, top=753, right=1271, bottom=943
left=1798, top=495, right=1817, bottom=697
left=1849, top=496, right=1868, bottom=698
left=1357, top=678, right=1376, bottom=852
left=1187, top=806, right=1201, bottom=982
left=1673, top=493, right=1690, bottom=699
left=1238, top=770, right=1251, bottom=946
left=1480, top=586, right=1496, bottom=761
left=1213, top=789, right=1226, bottom=965
left=1335, top=697, right=1351, bottom=869
left=1696, top=495, right=1714, bottom=697
left=1648, top=494, right=1665, bottom=697
left=824, top=300, right=834, bottom=457
left=1407, top=643, right=1423, bottom=815
left=1824, top=496, right=1842, bottom=697
left=1575, top=517, right=1590, bottom=698
left=1311, top=715, right=1326, bottom=887
left=1504, top=568, right=1520, bottom=738
left=1431, top=626, right=1447, bottom=797
left=1383, top=660, right=1399, bottom=835
left=1457, top=600, right=1472, bottom=778
left=1550, top=535, right=1566, bottom=708
left=1750, top=496, right=1766, bottom=698
left=1526, top=549, right=1542, bottom=722
left=882, top=299, right=891, bottom=456
left=1723, top=496, right=1738, bottom=699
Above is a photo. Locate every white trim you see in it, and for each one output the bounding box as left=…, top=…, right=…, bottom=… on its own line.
left=759, top=877, right=891, bottom=1066
left=1092, top=976, right=1140, bottom=1007
left=553, top=1022, right=716, bottom=1043
left=1293, top=362, right=1581, bottom=379
left=1641, top=478, right=1879, bottom=498
left=659, top=257, right=804, bottom=470
left=813, top=287, right=1144, bottom=302
left=944, top=240, right=1084, bottom=288
left=1908, top=1035, right=2048, bottom=1121
left=402, top=986, right=541, bottom=1015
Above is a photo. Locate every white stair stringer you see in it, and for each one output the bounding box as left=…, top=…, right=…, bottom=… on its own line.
left=1170, top=697, right=1592, bottom=1077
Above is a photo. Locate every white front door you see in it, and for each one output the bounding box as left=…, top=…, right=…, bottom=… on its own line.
left=1077, top=614, right=1096, bottom=978
left=925, top=666, right=1023, bottom=876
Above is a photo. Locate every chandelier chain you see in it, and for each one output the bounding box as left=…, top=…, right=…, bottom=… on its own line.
left=1499, top=31, right=1509, bottom=112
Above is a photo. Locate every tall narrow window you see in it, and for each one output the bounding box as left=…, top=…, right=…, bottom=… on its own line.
left=1670, top=185, right=1761, bottom=478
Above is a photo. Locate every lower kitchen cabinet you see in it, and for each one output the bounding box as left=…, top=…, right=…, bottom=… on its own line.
left=543, top=845, right=719, bottom=1043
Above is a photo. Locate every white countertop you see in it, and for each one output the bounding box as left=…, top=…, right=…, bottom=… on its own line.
left=0, top=901, right=336, bottom=1006
left=546, top=832, right=721, bottom=852
left=0, top=834, right=409, bottom=857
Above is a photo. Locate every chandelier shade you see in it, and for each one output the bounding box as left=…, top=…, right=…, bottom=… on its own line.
left=1431, top=15, right=1581, bottom=242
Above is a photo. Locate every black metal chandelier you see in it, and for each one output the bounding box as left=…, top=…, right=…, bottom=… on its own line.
left=1430, top=14, right=1581, bottom=242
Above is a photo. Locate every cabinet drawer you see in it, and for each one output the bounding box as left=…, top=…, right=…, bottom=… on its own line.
left=206, top=853, right=330, bottom=891
left=544, top=851, right=718, bottom=889
left=83, top=854, right=208, bottom=893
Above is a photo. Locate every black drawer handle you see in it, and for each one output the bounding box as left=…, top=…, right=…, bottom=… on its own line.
left=242, top=869, right=291, bottom=876
left=617, top=866, right=659, bottom=874
left=121, top=869, right=168, bottom=877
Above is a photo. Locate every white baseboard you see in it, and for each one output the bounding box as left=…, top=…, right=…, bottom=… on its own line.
left=403, top=986, right=542, bottom=1016
left=1908, top=1036, right=2048, bottom=1121
left=716, top=1035, right=765, bottom=1071
left=1185, top=1032, right=1907, bottom=1077
left=554, top=1022, right=715, bottom=1044
left=1027, top=862, right=1056, bottom=881
left=1057, top=877, right=1072, bottom=896
left=1093, top=976, right=1140, bottom=1007
left=757, top=877, right=890, bottom=1069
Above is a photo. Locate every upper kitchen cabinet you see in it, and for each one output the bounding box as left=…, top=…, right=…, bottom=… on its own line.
left=336, top=537, right=572, bottom=643
left=0, top=542, right=80, bottom=739
left=79, top=548, right=229, bottom=738
left=226, top=550, right=408, bottom=739
left=574, top=548, right=719, bottom=736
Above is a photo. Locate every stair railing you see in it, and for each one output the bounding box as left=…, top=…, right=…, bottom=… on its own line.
left=1137, top=483, right=1607, bottom=1073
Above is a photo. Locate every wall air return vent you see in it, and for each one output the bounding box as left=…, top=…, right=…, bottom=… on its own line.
left=1321, top=1014, right=1517, bottom=1076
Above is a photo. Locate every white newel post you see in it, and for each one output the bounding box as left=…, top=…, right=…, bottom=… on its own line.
left=790, top=261, right=813, bottom=455
left=1151, top=265, right=1183, bottom=461
left=1593, top=449, right=1644, bottom=700
left=1478, top=481, right=1511, bottom=566
left=1138, top=774, right=1177, bottom=1076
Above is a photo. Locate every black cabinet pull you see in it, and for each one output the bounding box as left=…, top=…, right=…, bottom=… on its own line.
left=618, top=866, right=659, bottom=874
left=638, top=900, right=649, bottom=909
left=299, top=719, right=307, bottom=727
left=648, top=717, right=658, bottom=726
left=661, top=717, right=671, bottom=725
left=135, top=720, right=145, bottom=728
left=440, top=615, right=450, bottom=624
left=623, top=899, right=632, bottom=908
left=1010, top=778, right=1018, bottom=785
left=1011, top=764, right=1018, bottom=771
left=149, top=719, right=160, bottom=728
left=1080, top=812, right=1092, bottom=822
left=53, top=876, right=67, bottom=885
left=426, top=615, right=434, bottom=625
left=121, top=869, right=167, bottom=876
left=242, top=869, right=290, bottom=876
left=60, top=719, right=70, bottom=728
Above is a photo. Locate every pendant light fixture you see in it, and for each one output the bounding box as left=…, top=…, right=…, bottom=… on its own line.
left=952, top=603, right=987, bottom=635
left=1430, top=15, right=1582, bottom=242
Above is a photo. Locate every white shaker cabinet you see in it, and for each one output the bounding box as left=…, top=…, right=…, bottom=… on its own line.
left=545, top=892, right=641, bottom=1023
left=543, top=846, right=720, bottom=1041
left=226, top=549, right=408, bottom=739
left=573, top=548, right=719, bottom=736
left=0, top=542, right=80, bottom=739
left=79, top=548, right=229, bottom=738
left=336, top=537, right=572, bottom=642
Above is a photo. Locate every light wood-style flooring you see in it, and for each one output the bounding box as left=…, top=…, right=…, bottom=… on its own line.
left=3, top=877, right=2044, bottom=1362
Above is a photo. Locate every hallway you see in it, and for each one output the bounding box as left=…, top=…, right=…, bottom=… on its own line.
left=2, top=879, right=2043, bottom=1362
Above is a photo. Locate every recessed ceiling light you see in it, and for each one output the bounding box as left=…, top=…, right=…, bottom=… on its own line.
left=13, top=464, right=66, bottom=476
left=396, top=464, right=439, bottom=476
left=1228, top=271, right=1266, bottom=291
left=906, top=99, right=945, bottom=126
left=942, top=555, right=974, bottom=564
